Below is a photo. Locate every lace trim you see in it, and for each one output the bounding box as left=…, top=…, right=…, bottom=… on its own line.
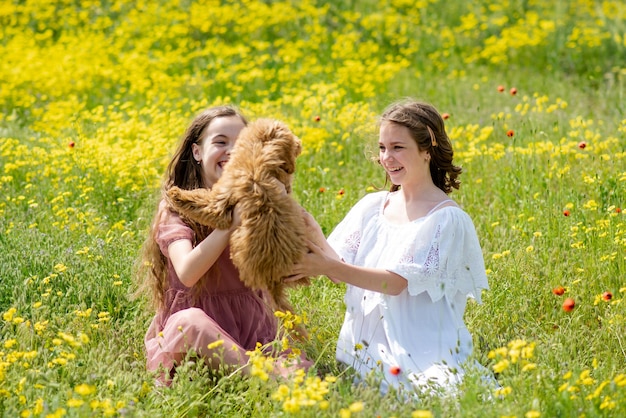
left=344, top=230, right=361, bottom=255
left=393, top=225, right=488, bottom=302
left=422, top=225, right=441, bottom=275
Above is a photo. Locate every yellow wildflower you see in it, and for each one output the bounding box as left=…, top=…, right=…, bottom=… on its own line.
left=74, top=383, right=96, bottom=396
left=349, top=401, right=364, bottom=413
left=3, top=339, right=16, bottom=349
left=412, top=411, right=434, bottom=418
left=2, top=308, right=16, bottom=322
left=493, top=359, right=510, bottom=373
left=207, top=340, right=224, bottom=350
left=495, top=386, right=512, bottom=397
left=67, top=398, right=84, bottom=408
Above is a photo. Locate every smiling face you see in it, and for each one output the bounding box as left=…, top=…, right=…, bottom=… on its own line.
left=192, top=115, right=246, bottom=188
left=378, top=121, right=431, bottom=189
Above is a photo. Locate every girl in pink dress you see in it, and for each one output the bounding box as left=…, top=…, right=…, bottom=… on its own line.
left=138, top=106, right=310, bottom=384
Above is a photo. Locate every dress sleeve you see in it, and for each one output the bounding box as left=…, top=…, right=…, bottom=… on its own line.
left=327, top=192, right=384, bottom=264
left=385, top=208, right=489, bottom=303
left=155, top=200, right=195, bottom=258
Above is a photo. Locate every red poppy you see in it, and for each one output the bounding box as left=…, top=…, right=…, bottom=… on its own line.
left=562, top=298, right=575, bottom=312
left=497, top=85, right=505, bottom=92
left=578, top=141, right=586, bottom=149
left=563, top=210, right=570, bottom=217
left=442, top=113, right=450, bottom=120
left=390, top=366, right=401, bottom=375
left=337, top=188, right=345, bottom=195
left=602, top=291, right=612, bottom=301
left=69, top=141, right=75, bottom=148
left=318, top=187, right=326, bottom=193
left=314, top=115, right=321, bottom=122
left=506, top=130, right=514, bottom=137
left=552, top=286, right=565, bottom=296
left=510, top=87, right=517, bottom=95
left=616, top=207, right=622, bottom=213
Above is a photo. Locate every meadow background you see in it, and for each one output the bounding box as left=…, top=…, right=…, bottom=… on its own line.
left=1, top=0, right=625, bottom=416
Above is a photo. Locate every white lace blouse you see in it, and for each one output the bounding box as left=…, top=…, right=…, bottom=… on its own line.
left=328, top=191, right=489, bottom=392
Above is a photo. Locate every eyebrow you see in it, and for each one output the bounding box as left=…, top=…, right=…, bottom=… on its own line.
left=208, top=133, right=230, bottom=140
left=378, top=140, right=405, bottom=146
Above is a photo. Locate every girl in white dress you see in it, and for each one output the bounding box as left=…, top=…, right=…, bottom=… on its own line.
left=290, top=99, right=490, bottom=393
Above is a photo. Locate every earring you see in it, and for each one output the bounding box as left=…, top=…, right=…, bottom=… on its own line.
left=196, top=160, right=201, bottom=165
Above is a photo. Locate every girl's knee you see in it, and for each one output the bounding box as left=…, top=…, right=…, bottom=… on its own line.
left=174, top=307, right=208, bottom=322
left=170, top=308, right=214, bottom=335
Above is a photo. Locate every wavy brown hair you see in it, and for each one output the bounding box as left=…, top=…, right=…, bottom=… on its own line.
left=378, top=99, right=462, bottom=194
left=136, top=106, right=248, bottom=310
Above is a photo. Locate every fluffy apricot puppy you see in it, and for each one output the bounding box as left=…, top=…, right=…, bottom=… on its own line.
left=166, top=118, right=310, bottom=323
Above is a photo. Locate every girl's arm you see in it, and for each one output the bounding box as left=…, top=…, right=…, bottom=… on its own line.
left=168, top=228, right=231, bottom=288
left=168, top=206, right=241, bottom=288
left=288, top=211, right=408, bottom=295
left=297, top=209, right=407, bottom=294
left=289, top=241, right=407, bottom=295
left=329, top=263, right=407, bottom=296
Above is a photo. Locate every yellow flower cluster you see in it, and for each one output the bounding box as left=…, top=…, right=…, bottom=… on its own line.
left=246, top=343, right=276, bottom=382
left=488, top=339, right=536, bottom=375
left=559, top=366, right=626, bottom=410
left=339, top=401, right=364, bottom=418
left=272, top=369, right=336, bottom=413
left=274, top=310, right=306, bottom=331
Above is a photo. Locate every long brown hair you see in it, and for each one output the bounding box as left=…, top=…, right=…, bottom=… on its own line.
left=379, top=99, right=462, bottom=194
left=137, top=106, right=248, bottom=310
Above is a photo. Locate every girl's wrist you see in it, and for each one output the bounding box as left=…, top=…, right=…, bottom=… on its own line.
left=325, top=257, right=345, bottom=279
left=210, top=227, right=232, bottom=243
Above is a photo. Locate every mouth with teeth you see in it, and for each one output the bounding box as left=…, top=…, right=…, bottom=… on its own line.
left=387, top=166, right=403, bottom=174
left=217, top=160, right=229, bottom=169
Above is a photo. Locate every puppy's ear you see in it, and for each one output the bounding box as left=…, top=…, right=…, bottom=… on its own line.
left=292, top=135, right=302, bottom=160
left=280, top=135, right=301, bottom=175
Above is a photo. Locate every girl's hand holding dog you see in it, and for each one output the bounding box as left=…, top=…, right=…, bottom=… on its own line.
left=287, top=207, right=344, bottom=285
left=286, top=239, right=341, bottom=284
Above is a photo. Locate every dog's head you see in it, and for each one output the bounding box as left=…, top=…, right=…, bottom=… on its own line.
left=236, top=118, right=302, bottom=192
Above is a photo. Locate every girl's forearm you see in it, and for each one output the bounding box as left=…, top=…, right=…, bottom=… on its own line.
left=169, top=228, right=231, bottom=287
left=325, top=260, right=407, bottom=295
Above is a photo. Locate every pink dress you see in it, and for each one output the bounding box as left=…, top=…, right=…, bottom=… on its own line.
left=144, top=201, right=278, bottom=376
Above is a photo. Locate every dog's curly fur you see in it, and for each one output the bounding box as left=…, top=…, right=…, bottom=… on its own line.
left=166, top=118, right=310, bottom=327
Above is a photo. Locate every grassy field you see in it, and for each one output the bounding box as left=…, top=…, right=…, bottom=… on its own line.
left=1, top=0, right=625, bottom=416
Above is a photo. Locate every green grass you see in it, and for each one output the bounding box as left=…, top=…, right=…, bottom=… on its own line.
left=1, top=0, right=625, bottom=416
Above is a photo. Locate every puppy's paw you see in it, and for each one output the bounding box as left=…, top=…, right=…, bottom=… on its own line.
left=165, top=186, right=189, bottom=208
